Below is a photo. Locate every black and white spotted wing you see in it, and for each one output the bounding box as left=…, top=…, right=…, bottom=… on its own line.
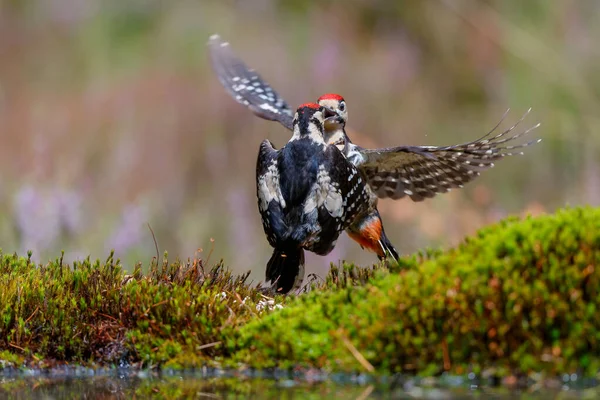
left=306, top=145, right=371, bottom=255
left=256, top=139, right=287, bottom=248
left=356, top=109, right=542, bottom=201
left=208, top=34, right=294, bottom=130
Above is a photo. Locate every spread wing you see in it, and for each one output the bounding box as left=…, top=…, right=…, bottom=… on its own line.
left=208, top=34, right=294, bottom=130
left=357, top=109, right=542, bottom=202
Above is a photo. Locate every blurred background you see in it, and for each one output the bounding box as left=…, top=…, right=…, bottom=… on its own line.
left=0, top=0, right=597, bottom=281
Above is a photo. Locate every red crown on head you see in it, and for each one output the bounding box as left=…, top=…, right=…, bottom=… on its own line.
left=317, top=93, right=344, bottom=102
left=297, top=102, right=321, bottom=110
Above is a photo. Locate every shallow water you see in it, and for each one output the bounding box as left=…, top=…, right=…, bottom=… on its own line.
left=1, top=368, right=598, bottom=399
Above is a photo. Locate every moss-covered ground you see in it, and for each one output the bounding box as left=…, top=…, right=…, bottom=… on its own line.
left=1, top=206, right=599, bottom=380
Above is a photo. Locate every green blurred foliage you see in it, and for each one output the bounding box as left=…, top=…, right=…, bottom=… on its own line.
left=0, top=0, right=597, bottom=279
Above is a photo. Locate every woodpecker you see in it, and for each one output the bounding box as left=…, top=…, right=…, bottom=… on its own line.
left=208, top=34, right=541, bottom=260
left=257, top=103, right=370, bottom=293
left=316, top=93, right=397, bottom=260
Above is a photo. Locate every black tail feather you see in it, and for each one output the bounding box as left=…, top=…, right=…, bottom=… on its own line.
left=266, top=248, right=305, bottom=294
left=379, top=227, right=399, bottom=261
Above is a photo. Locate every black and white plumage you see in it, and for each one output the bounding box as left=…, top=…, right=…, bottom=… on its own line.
left=257, top=103, right=370, bottom=293
left=208, top=34, right=294, bottom=130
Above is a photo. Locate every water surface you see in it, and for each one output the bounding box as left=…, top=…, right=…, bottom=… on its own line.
left=1, top=368, right=597, bottom=399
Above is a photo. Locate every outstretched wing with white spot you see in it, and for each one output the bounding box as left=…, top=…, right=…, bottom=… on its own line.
left=357, top=109, right=542, bottom=202
left=208, top=34, right=294, bottom=130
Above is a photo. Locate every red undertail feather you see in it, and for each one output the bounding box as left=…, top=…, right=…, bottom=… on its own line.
left=347, top=218, right=385, bottom=258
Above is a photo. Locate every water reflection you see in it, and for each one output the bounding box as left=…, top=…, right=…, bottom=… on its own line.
left=1, top=369, right=598, bottom=399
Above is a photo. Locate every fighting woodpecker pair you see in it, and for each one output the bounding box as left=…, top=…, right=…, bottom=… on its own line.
left=208, top=34, right=541, bottom=293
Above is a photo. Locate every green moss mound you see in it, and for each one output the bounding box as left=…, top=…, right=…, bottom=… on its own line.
left=0, top=252, right=285, bottom=368
left=232, top=206, right=600, bottom=376
left=0, top=250, right=372, bottom=369
left=0, top=206, right=599, bottom=377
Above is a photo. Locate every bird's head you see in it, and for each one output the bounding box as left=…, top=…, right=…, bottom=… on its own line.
left=317, top=93, right=347, bottom=131
left=292, top=103, right=337, bottom=143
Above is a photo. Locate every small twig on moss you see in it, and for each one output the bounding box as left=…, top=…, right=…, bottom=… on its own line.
left=231, top=291, right=257, bottom=317
left=96, top=312, right=119, bottom=323
left=259, top=294, right=273, bottom=300
left=442, top=337, right=452, bottom=370
left=59, top=251, right=64, bottom=278
left=147, top=223, right=160, bottom=265
left=144, top=299, right=169, bottom=315
left=225, top=306, right=236, bottom=324
left=25, top=306, right=39, bottom=324
left=339, top=333, right=374, bottom=373
left=8, top=342, right=26, bottom=352
left=198, top=341, right=221, bottom=350
left=197, top=392, right=220, bottom=399
left=206, top=238, right=215, bottom=265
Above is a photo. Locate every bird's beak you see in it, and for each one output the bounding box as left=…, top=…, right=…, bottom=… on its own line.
left=322, top=106, right=336, bottom=119
left=323, top=106, right=344, bottom=127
